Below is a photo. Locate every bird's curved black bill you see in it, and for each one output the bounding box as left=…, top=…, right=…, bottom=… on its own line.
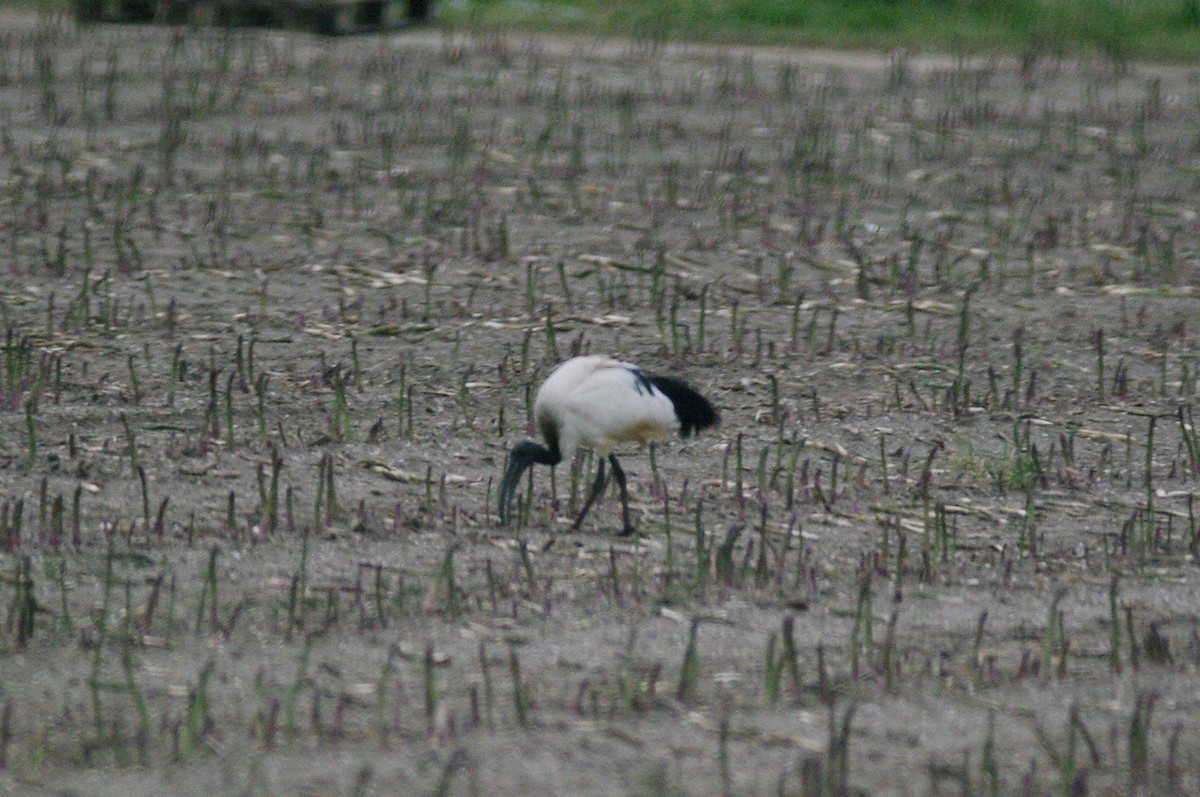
left=499, top=440, right=558, bottom=526
left=498, top=445, right=535, bottom=526
left=498, top=459, right=525, bottom=526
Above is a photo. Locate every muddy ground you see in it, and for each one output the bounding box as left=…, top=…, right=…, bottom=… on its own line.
left=2, top=8, right=1200, bottom=796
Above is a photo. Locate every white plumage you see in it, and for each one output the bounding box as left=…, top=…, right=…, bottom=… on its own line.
left=535, top=356, right=677, bottom=458
left=499, top=355, right=719, bottom=535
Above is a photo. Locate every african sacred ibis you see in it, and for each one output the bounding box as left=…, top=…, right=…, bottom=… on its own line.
left=499, top=355, right=719, bottom=535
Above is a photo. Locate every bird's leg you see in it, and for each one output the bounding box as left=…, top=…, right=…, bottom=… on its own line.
left=608, top=455, right=635, bottom=536
left=572, top=456, right=608, bottom=531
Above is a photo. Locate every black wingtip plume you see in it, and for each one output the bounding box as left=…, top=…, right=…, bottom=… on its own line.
left=648, top=375, right=719, bottom=438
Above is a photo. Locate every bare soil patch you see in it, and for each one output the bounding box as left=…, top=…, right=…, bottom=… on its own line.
left=2, top=9, right=1200, bottom=796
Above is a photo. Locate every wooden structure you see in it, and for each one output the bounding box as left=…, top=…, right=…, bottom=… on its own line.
left=75, top=0, right=432, bottom=35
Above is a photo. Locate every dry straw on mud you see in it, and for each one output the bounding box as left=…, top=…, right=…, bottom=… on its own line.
left=0, top=7, right=1199, bottom=796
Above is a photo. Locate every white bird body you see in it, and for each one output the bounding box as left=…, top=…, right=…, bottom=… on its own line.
left=500, top=355, right=719, bottom=534
left=534, top=356, right=677, bottom=461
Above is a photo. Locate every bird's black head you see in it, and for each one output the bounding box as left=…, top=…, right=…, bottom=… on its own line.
left=498, top=440, right=557, bottom=526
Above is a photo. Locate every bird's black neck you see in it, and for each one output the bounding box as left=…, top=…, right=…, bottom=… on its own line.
left=539, top=421, right=563, bottom=466
left=514, top=438, right=561, bottom=467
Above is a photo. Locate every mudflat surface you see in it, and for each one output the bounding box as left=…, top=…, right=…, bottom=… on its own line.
left=2, top=9, right=1200, bottom=796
